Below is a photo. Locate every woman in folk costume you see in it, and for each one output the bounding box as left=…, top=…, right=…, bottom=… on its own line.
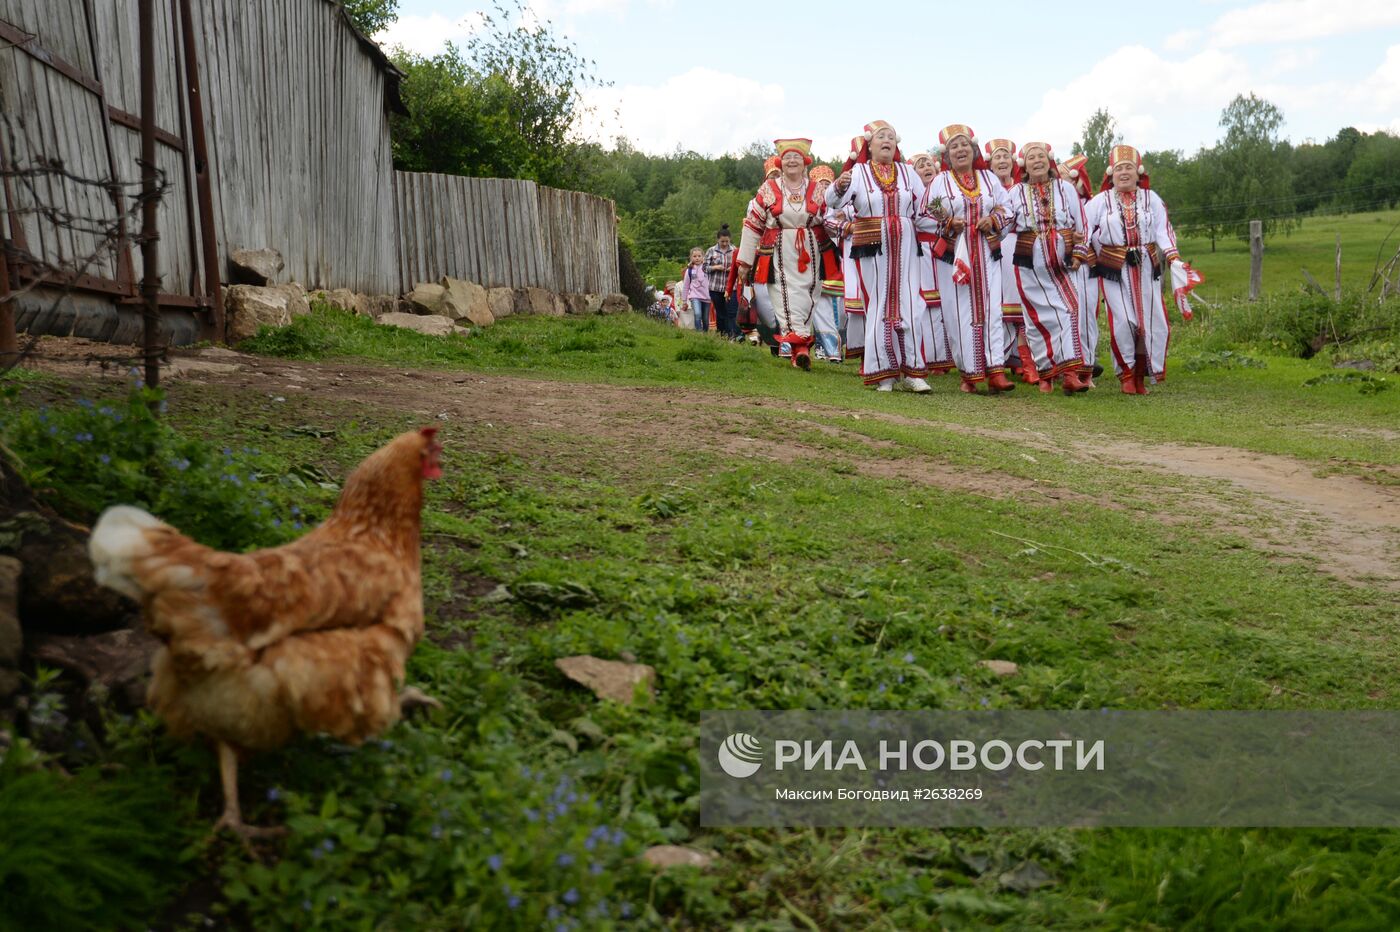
left=1085, top=145, right=1202, bottom=394
left=738, top=156, right=784, bottom=354
left=907, top=152, right=956, bottom=378
left=1059, top=153, right=1101, bottom=388
left=736, top=139, right=840, bottom=369
left=823, top=135, right=867, bottom=363
left=1005, top=141, right=1093, bottom=394
left=809, top=165, right=844, bottom=363
left=986, top=138, right=1039, bottom=384
left=926, top=124, right=1017, bottom=394
left=827, top=121, right=941, bottom=392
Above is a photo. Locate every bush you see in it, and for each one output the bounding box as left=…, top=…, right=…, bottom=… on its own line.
left=0, top=380, right=300, bottom=550
left=1181, top=291, right=1400, bottom=358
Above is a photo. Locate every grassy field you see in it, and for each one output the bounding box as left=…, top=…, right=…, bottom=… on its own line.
left=1175, top=207, right=1400, bottom=302
left=2, top=307, right=1399, bottom=928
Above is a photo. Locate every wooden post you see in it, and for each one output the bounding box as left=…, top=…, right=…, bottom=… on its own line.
left=1249, top=220, right=1263, bottom=301
left=0, top=242, right=14, bottom=357
left=139, top=0, right=161, bottom=392
left=1334, top=233, right=1343, bottom=302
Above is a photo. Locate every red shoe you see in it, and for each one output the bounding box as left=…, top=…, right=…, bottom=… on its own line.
left=1119, top=371, right=1137, bottom=395
left=987, top=370, right=1015, bottom=393
left=1079, top=366, right=1096, bottom=390
left=1038, top=378, right=1054, bottom=393
left=794, top=345, right=811, bottom=370
left=1017, top=345, right=1040, bottom=383
left=1061, top=369, right=1085, bottom=394
left=960, top=376, right=978, bottom=394
left=1133, top=354, right=1149, bottom=394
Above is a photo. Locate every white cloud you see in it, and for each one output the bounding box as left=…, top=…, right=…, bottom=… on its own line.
left=373, top=12, right=486, bottom=56
left=1367, top=44, right=1400, bottom=110
left=1164, top=29, right=1202, bottom=52
left=1206, top=0, right=1400, bottom=47
left=1264, top=47, right=1320, bottom=77
left=1018, top=46, right=1251, bottom=152
left=580, top=68, right=789, bottom=156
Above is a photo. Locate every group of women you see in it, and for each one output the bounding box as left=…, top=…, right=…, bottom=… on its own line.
left=728, top=123, right=1202, bottom=395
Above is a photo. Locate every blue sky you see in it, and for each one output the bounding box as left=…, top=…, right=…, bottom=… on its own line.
left=378, top=0, right=1400, bottom=160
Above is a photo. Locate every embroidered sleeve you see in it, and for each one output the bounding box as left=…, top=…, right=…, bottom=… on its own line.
left=1151, top=191, right=1181, bottom=262
left=1068, top=182, right=1091, bottom=261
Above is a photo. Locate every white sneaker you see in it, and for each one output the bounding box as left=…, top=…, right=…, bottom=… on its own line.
left=876, top=378, right=895, bottom=392
left=905, top=377, right=932, bottom=393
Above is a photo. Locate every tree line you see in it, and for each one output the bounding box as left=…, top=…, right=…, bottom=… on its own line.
left=363, top=1, right=1400, bottom=288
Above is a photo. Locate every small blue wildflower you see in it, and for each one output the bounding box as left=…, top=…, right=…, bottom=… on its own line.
left=158, top=399, right=168, bottom=414
left=488, top=854, right=503, bottom=871
left=291, top=506, right=301, bottom=515
left=563, top=888, right=579, bottom=905
left=621, top=902, right=633, bottom=919
left=302, top=900, right=312, bottom=912
left=129, top=367, right=140, bottom=377
left=272, top=519, right=282, bottom=528
left=744, top=519, right=753, bottom=528
left=524, top=808, right=538, bottom=822
left=898, top=674, right=905, bottom=684
left=589, top=861, right=603, bottom=876
left=431, top=824, right=443, bottom=839
left=266, top=786, right=282, bottom=802
left=584, top=835, right=597, bottom=851
left=521, top=766, right=532, bottom=779
left=547, top=906, right=561, bottom=921
left=507, top=896, right=521, bottom=910
left=379, top=739, right=393, bottom=751
left=980, top=697, right=991, bottom=708
left=99, top=407, right=112, bottom=416
left=310, top=849, right=323, bottom=861
left=48, top=426, right=58, bottom=436
left=292, top=521, right=302, bottom=530
left=904, top=652, right=915, bottom=663
left=554, top=802, right=568, bottom=817
left=610, top=828, right=625, bottom=846
left=73, top=738, right=87, bottom=751
left=878, top=683, right=887, bottom=694
left=676, top=632, right=689, bottom=645
left=321, top=838, right=335, bottom=852
left=440, top=768, right=453, bottom=782
left=78, top=398, right=94, bottom=409
left=222, top=448, right=233, bottom=456
left=99, top=454, right=111, bottom=465
left=566, top=792, right=578, bottom=804
left=556, top=853, right=574, bottom=868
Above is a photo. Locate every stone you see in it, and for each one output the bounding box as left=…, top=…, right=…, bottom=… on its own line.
left=487, top=287, right=515, bottom=319
left=377, top=312, right=455, bottom=337
left=29, top=628, right=159, bottom=707
left=0, top=556, right=20, bottom=667
left=601, top=292, right=630, bottom=314
left=406, top=282, right=449, bottom=317
left=642, top=846, right=717, bottom=870
left=196, top=346, right=244, bottom=359
left=511, top=288, right=534, bottom=316
left=554, top=655, right=656, bottom=704
left=583, top=293, right=605, bottom=315
left=321, top=288, right=366, bottom=316
left=441, top=277, right=494, bottom=327
left=527, top=287, right=562, bottom=317
left=166, top=359, right=242, bottom=378
left=269, top=282, right=310, bottom=320
left=364, top=294, right=396, bottom=318
left=225, top=284, right=292, bottom=343
left=229, top=247, right=284, bottom=285
left=562, top=293, right=588, bottom=316
left=978, top=660, right=1020, bottom=677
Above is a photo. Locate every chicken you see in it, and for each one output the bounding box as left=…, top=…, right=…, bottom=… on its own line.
left=88, top=427, right=444, bottom=844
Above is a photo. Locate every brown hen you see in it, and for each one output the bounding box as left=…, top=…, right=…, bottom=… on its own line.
left=89, top=427, right=443, bottom=843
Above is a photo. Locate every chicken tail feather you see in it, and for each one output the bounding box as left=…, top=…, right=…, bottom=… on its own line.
left=89, top=505, right=167, bottom=600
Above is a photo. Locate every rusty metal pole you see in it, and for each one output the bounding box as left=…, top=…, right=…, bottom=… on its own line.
left=177, top=0, right=224, bottom=343
left=0, top=243, right=14, bottom=357
left=139, top=0, right=161, bottom=390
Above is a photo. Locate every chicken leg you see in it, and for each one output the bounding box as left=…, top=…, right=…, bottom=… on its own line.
left=210, top=741, right=286, bottom=853
left=399, top=685, right=444, bottom=714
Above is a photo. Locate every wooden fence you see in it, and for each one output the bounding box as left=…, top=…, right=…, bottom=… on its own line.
left=395, top=171, right=619, bottom=295
left=2, top=0, right=620, bottom=346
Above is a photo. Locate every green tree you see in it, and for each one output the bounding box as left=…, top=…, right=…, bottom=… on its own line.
left=1212, top=93, right=1297, bottom=241
left=1072, top=109, right=1121, bottom=188
left=342, top=0, right=398, bottom=35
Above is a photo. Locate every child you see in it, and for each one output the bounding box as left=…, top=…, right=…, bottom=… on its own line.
left=683, top=247, right=711, bottom=332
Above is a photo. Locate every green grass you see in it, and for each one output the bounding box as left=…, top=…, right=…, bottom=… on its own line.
left=4, top=309, right=1400, bottom=928
left=1175, top=207, right=1400, bottom=302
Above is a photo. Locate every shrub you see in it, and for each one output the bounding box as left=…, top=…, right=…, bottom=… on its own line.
left=0, top=380, right=300, bottom=550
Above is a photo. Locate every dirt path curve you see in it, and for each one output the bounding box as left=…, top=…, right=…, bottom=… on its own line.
left=24, top=337, right=1400, bottom=589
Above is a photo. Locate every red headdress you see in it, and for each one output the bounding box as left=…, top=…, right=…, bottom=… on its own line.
left=1059, top=153, right=1093, bottom=200
left=774, top=138, right=814, bottom=166
left=1012, top=140, right=1059, bottom=183
left=762, top=155, right=781, bottom=179
left=809, top=165, right=835, bottom=186
left=1100, top=144, right=1150, bottom=192
left=853, top=120, right=905, bottom=166
left=984, top=138, right=1015, bottom=159
left=932, top=124, right=987, bottom=172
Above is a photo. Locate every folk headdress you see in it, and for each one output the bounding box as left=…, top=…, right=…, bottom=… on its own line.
left=1100, top=144, right=1150, bottom=192
left=762, top=155, right=781, bottom=179
left=932, top=124, right=987, bottom=171
left=1013, top=141, right=1059, bottom=183
left=854, top=120, right=905, bottom=165
left=984, top=138, right=1015, bottom=159
left=774, top=138, right=814, bottom=166
left=809, top=165, right=835, bottom=186
left=1059, top=153, right=1093, bottom=199
left=842, top=134, right=864, bottom=173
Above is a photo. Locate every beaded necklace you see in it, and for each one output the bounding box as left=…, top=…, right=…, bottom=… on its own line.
left=1030, top=180, right=1055, bottom=232
left=871, top=161, right=897, bottom=191
left=1117, top=189, right=1139, bottom=233
left=955, top=170, right=980, bottom=197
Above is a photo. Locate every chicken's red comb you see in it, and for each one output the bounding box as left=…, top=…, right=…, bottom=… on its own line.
left=419, top=427, right=439, bottom=440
